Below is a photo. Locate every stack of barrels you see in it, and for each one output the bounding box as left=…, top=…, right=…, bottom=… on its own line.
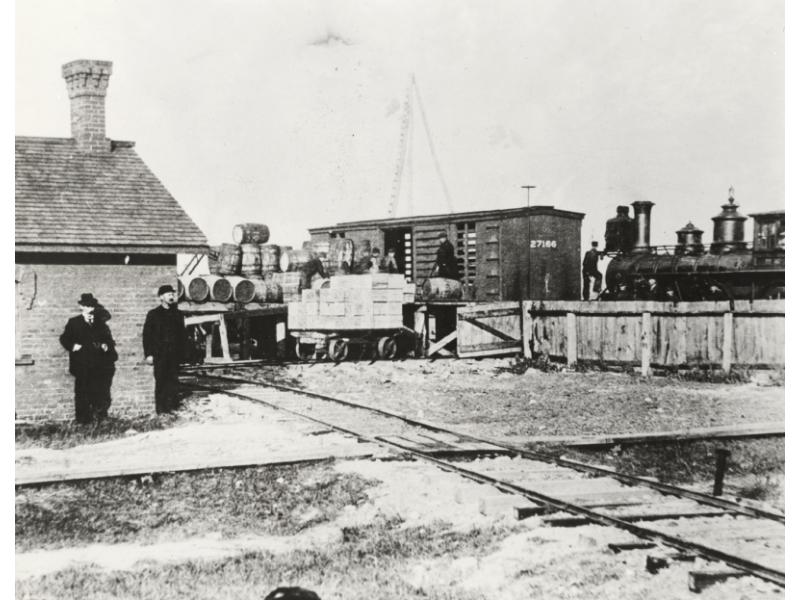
left=183, top=223, right=282, bottom=304
left=181, top=224, right=356, bottom=305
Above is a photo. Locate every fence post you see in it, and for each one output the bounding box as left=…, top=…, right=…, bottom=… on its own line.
left=566, top=312, right=577, bottom=367
left=722, top=311, right=733, bottom=373
left=641, top=312, right=652, bottom=376
left=521, top=301, right=533, bottom=359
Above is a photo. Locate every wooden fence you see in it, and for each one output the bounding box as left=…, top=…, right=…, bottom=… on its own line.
left=443, top=300, right=784, bottom=372
left=525, top=300, right=784, bottom=373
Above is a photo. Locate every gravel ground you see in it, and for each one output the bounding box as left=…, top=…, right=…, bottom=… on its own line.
left=15, top=360, right=785, bottom=598
left=236, top=358, right=784, bottom=439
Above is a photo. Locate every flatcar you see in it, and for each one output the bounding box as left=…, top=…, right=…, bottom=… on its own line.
left=601, top=188, right=784, bottom=301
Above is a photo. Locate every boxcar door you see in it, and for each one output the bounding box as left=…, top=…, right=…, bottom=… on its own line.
left=474, top=220, right=502, bottom=302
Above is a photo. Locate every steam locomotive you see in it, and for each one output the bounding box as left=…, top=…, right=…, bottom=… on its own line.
left=601, top=188, right=785, bottom=301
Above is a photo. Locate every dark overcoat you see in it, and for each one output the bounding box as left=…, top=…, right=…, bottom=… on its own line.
left=59, top=316, right=117, bottom=376
left=142, top=305, right=185, bottom=362
left=435, top=239, right=459, bottom=279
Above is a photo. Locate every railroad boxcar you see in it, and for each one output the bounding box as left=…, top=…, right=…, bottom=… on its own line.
left=308, top=206, right=585, bottom=301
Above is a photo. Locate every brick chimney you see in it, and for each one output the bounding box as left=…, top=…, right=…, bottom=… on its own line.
left=62, top=59, right=113, bottom=152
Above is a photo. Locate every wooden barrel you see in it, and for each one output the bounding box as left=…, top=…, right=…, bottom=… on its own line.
left=227, top=276, right=256, bottom=303
left=217, top=243, right=242, bottom=276
left=279, top=248, right=314, bottom=272
left=177, top=278, right=186, bottom=301
left=240, top=243, right=263, bottom=279
left=180, top=275, right=210, bottom=302
left=354, top=239, right=372, bottom=262
left=260, top=244, right=281, bottom=274
left=327, top=238, right=355, bottom=274
left=232, top=223, right=270, bottom=245
left=422, top=277, right=462, bottom=300
left=310, top=240, right=330, bottom=258
left=204, top=275, right=233, bottom=302
left=251, top=279, right=283, bottom=303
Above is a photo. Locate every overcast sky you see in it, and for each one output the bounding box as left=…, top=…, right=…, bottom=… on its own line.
left=15, top=0, right=785, bottom=249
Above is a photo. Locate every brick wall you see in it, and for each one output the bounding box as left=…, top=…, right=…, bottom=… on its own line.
left=15, top=263, right=178, bottom=421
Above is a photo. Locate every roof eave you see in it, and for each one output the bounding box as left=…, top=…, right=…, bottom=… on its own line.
left=15, top=243, right=210, bottom=254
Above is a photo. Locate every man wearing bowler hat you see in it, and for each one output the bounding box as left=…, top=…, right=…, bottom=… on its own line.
left=59, top=293, right=118, bottom=423
left=143, top=284, right=185, bottom=414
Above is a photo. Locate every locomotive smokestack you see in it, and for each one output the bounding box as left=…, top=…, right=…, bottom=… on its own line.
left=631, top=201, right=654, bottom=254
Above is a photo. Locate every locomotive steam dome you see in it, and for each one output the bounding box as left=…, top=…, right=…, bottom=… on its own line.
left=710, top=187, right=746, bottom=254
left=675, top=222, right=704, bottom=256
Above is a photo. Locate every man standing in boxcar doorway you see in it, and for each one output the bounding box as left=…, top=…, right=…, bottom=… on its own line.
left=582, top=241, right=603, bottom=300
left=59, top=293, right=118, bottom=423
left=143, top=284, right=185, bottom=414
left=433, top=231, right=459, bottom=280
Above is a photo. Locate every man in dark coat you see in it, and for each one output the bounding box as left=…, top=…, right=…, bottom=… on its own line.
left=143, top=284, right=185, bottom=414
left=582, top=241, right=603, bottom=300
left=433, top=232, right=459, bottom=280
left=59, top=293, right=118, bottom=423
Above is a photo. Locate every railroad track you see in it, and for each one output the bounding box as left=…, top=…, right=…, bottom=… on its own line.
left=184, top=370, right=785, bottom=590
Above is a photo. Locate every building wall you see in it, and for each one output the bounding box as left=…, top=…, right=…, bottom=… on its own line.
left=15, top=263, right=178, bottom=421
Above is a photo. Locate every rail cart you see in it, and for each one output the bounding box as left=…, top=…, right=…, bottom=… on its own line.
left=289, top=326, right=420, bottom=362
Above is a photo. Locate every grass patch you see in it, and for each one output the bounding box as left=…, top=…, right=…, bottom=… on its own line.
left=563, top=438, right=784, bottom=504
left=15, top=414, right=181, bottom=450
left=16, top=518, right=509, bottom=600
left=16, top=463, right=375, bottom=552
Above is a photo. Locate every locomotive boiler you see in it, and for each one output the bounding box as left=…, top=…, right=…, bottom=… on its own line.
left=602, top=188, right=785, bottom=301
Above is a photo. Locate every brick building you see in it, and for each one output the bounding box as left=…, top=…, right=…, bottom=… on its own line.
left=15, top=59, right=207, bottom=421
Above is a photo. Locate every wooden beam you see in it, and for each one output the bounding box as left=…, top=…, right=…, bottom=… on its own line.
left=218, top=314, right=231, bottom=361
left=522, top=422, right=784, bottom=447
left=458, top=346, right=521, bottom=358
left=185, top=313, right=226, bottom=326
left=544, top=509, right=730, bottom=528
left=688, top=570, right=748, bottom=592
left=460, top=317, right=519, bottom=342
left=427, top=330, right=458, bottom=356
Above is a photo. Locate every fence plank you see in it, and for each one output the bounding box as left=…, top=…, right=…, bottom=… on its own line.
left=521, top=301, right=533, bottom=359
left=722, top=312, right=733, bottom=373
left=566, top=312, right=577, bottom=366
left=641, top=312, right=652, bottom=376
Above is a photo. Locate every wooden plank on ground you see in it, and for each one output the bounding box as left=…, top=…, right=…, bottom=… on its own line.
left=15, top=450, right=375, bottom=487
left=523, top=422, right=784, bottom=447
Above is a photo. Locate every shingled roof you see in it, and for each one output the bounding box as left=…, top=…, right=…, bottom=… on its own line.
left=15, top=136, right=208, bottom=253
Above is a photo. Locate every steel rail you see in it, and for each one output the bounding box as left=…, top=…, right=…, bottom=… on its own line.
left=184, top=376, right=785, bottom=588
left=188, top=372, right=785, bottom=523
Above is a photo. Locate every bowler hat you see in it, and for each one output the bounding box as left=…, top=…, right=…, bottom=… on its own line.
left=78, top=293, right=99, bottom=307
left=158, top=284, right=176, bottom=296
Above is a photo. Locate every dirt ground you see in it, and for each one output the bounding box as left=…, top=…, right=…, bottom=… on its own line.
left=15, top=360, right=785, bottom=599
left=243, top=358, right=784, bottom=439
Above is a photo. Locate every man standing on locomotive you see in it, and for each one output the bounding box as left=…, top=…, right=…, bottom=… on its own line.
left=582, top=241, right=603, bottom=300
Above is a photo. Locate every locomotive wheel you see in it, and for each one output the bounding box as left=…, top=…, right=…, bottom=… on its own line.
left=377, top=336, right=398, bottom=360
left=327, top=338, right=349, bottom=363
left=295, top=340, right=316, bottom=362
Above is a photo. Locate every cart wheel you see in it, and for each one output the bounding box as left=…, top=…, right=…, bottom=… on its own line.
left=377, top=336, right=398, bottom=360
left=327, top=338, right=349, bottom=363
left=295, top=340, right=316, bottom=362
